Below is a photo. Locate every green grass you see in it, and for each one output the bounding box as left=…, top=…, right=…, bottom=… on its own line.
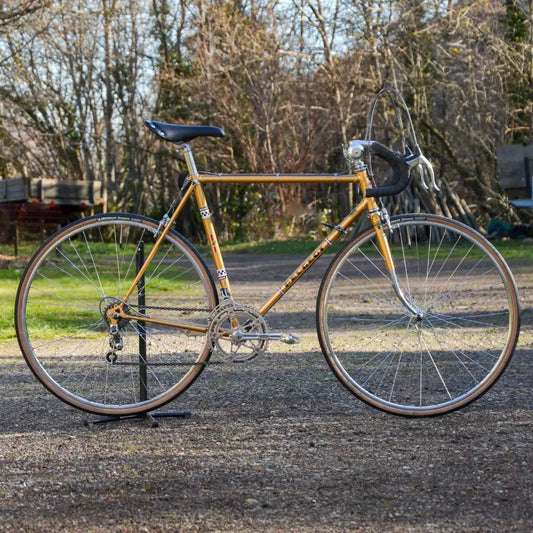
left=0, top=237, right=530, bottom=343
left=210, top=236, right=533, bottom=259
left=0, top=269, right=23, bottom=342
left=489, top=239, right=533, bottom=259
left=0, top=240, right=42, bottom=259
left=0, top=262, right=200, bottom=342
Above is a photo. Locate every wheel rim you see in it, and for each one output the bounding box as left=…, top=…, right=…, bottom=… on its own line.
left=17, top=215, right=215, bottom=415
left=320, top=216, right=519, bottom=415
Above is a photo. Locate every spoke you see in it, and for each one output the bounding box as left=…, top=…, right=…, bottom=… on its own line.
left=338, top=269, right=406, bottom=314
left=427, top=253, right=490, bottom=312
left=417, top=225, right=447, bottom=306
left=372, top=353, right=395, bottom=397
left=27, top=297, right=99, bottom=319
left=330, top=313, right=409, bottom=356
left=330, top=312, right=408, bottom=335
left=83, top=230, right=106, bottom=297
left=426, top=316, right=503, bottom=359
left=68, top=238, right=96, bottom=285
left=30, top=319, right=104, bottom=350
left=32, top=273, right=100, bottom=313
left=145, top=263, right=196, bottom=295
left=124, top=228, right=147, bottom=285
left=144, top=244, right=182, bottom=286
left=149, top=279, right=207, bottom=310
left=115, top=225, right=123, bottom=291
left=424, top=227, right=455, bottom=297
left=356, top=322, right=413, bottom=374
left=339, top=246, right=403, bottom=309
left=43, top=257, right=102, bottom=297
left=424, top=316, right=494, bottom=375
left=398, top=227, right=413, bottom=299
left=63, top=240, right=105, bottom=297
left=389, top=343, right=406, bottom=403
left=431, top=311, right=509, bottom=330
left=432, top=266, right=499, bottom=313
left=360, top=325, right=414, bottom=389
left=125, top=346, right=139, bottom=405
left=418, top=331, right=452, bottom=401
left=126, top=320, right=205, bottom=386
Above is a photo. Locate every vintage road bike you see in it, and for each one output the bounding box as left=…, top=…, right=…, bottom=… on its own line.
left=15, top=97, right=520, bottom=418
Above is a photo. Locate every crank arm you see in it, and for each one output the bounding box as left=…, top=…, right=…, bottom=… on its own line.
left=235, top=332, right=300, bottom=345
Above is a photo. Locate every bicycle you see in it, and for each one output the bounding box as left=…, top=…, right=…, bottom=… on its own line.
left=15, top=91, right=520, bottom=418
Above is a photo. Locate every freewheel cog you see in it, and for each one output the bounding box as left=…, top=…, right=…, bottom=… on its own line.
left=207, top=302, right=268, bottom=362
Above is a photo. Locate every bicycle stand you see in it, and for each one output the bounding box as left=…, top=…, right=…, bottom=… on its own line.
left=84, top=241, right=192, bottom=428
left=83, top=411, right=192, bottom=428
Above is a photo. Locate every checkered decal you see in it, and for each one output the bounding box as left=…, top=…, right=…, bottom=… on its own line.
left=200, top=207, right=210, bottom=218
left=217, top=268, right=227, bottom=280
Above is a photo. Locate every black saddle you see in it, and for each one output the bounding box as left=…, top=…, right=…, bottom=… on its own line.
left=144, top=120, right=225, bottom=143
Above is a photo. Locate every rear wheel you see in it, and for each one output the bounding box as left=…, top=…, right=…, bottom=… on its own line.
left=317, top=214, right=520, bottom=416
left=15, top=213, right=217, bottom=416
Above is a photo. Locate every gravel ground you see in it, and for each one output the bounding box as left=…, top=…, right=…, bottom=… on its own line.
left=0, top=253, right=531, bottom=532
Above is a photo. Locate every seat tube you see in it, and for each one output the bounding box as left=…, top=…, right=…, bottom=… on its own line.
left=194, top=182, right=233, bottom=300
left=181, top=144, right=233, bottom=301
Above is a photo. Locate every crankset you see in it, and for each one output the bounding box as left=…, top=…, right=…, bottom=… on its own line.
left=207, top=302, right=300, bottom=363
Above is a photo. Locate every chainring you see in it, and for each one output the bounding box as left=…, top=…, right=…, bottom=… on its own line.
left=207, top=302, right=268, bottom=362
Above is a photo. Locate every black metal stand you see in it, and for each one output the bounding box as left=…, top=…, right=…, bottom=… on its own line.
left=85, top=241, right=192, bottom=428
left=137, top=240, right=148, bottom=403
left=84, top=411, right=192, bottom=428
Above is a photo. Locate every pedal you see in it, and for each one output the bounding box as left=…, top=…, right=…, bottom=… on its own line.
left=280, top=333, right=300, bottom=345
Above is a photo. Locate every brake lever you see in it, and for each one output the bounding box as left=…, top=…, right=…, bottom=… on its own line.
left=419, top=153, right=440, bottom=192
left=417, top=165, right=430, bottom=191
left=408, top=149, right=439, bottom=192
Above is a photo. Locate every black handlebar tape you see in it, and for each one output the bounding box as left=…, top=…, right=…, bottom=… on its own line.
left=364, top=141, right=412, bottom=198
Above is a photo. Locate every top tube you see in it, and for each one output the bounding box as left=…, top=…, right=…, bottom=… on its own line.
left=197, top=172, right=364, bottom=185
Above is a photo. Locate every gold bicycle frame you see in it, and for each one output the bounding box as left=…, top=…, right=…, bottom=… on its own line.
left=107, top=143, right=397, bottom=330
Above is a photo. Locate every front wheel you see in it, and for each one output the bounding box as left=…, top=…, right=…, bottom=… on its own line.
left=316, top=214, right=520, bottom=416
left=15, top=213, right=218, bottom=417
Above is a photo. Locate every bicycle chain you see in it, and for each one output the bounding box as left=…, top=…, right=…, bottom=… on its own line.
left=126, top=303, right=211, bottom=313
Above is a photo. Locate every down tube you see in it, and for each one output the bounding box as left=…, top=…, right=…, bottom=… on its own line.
left=259, top=198, right=370, bottom=315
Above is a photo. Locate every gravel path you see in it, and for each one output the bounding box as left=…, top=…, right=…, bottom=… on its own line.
left=0, top=253, right=531, bottom=532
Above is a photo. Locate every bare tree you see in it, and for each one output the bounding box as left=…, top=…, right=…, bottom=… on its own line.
left=1, top=0, right=531, bottom=242
left=0, top=1, right=51, bottom=26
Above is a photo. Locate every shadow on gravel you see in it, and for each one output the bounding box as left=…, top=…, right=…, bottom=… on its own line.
left=0, top=256, right=531, bottom=532
left=1, top=343, right=532, bottom=532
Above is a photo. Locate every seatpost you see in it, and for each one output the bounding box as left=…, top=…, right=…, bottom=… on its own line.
left=181, top=143, right=199, bottom=179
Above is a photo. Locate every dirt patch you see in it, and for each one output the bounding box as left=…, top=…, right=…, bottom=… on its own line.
left=0, top=254, right=532, bottom=532
left=0, top=253, right=15, bottom=269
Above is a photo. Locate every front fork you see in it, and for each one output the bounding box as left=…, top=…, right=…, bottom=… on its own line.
left=368, top=202, right=424, bottom=319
